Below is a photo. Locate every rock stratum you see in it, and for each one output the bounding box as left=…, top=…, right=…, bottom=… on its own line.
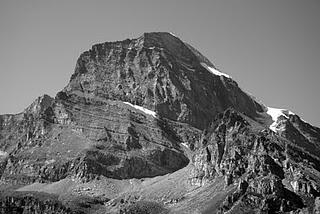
left=0, top=32, right=320, bottom=213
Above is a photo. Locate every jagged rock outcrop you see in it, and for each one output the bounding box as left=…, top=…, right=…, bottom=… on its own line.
left=191, top=109, right=320, bottom=213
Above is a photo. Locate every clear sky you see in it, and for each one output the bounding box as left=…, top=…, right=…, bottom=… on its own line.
left=1, top=0, right=319, bottom=127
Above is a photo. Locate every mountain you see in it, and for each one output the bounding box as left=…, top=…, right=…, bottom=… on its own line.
left=0, top=32, right=320, bottom=213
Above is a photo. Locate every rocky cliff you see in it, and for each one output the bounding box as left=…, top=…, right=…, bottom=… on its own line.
left=191, top=109, right=320, bottom=213
left=0, top=32, right=319, bottom=213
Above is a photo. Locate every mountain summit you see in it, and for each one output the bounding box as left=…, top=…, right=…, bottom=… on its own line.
left=1, top=32, right=320, bottom=213
left=66, top=32, right=263, bottom=129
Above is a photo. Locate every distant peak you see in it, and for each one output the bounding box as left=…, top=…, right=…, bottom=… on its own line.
left=25, top=94, right=54, bottom=115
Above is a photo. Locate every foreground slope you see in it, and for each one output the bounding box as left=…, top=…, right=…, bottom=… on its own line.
left=0, top=32, right=320, bottom=213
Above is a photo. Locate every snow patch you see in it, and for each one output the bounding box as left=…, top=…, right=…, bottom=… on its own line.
left=266, top=107, right=295, bottom=132
left=169, top=32, right=178, bottom=38
left=123, top=102, right=157, bottom=118
left=200, top=63, right=231, bottom=78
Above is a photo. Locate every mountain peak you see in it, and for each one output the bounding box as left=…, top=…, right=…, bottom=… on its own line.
left=1, top=33, right=320, bottom=214
left=64, top=33, right=263, bottom=129
left=141, top=31, right=199, bottom=60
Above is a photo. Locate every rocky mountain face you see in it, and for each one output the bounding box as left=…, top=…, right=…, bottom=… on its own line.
left=191, top=109, right=320, bottom=213
left=65, top=32, right=263, bottom=130
left=0, top=32, right=320, bottom=213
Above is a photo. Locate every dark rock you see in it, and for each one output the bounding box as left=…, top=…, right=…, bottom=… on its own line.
left=0, top=191, right=83, bottom=214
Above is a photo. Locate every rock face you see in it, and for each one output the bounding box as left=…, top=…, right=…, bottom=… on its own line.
left=190, top=109, right=318, bottom=213
left=0, top=32, right=320, bottom=213
left=0, top=93, right=196, bottom=183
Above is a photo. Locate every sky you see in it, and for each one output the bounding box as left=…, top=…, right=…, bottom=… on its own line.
left=0, top=0, right=319, bottom=127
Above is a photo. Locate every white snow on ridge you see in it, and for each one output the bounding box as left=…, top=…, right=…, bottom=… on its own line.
left=169, top=32, right=178, bottom=38
left=200, top=63, right=231, bottom=78
left=123, top=102, right=157, bottom=118
left=266, top=107, right=295, bottom=132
